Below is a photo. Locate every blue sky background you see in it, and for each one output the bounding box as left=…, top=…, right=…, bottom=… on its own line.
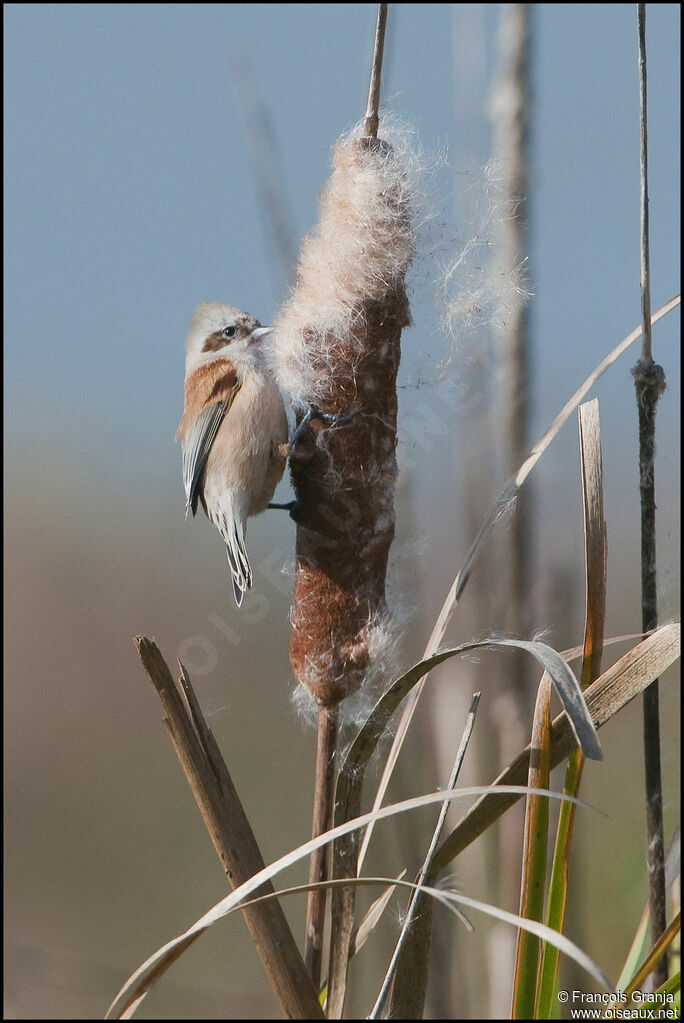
left=4, top=5, right=680, bottom=1019
left=4, top=3, right=680, bottom=490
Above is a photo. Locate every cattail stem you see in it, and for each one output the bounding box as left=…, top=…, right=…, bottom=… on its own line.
left=304, top=705, right=338, bottom=989
left=273, top=4, right=405, bottom=1001
left=633, top=3, right=668, bottom=987
left=363, top=4, right=388, bottom=138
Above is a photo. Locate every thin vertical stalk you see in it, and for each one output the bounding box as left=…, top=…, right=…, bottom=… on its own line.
left=511, top=673, right=552, bottom=1018
left=373, top=693, right=481, bottom=1020
left=536, top=400, right=607, bottom=1016
left=363, top=4, right=388, bottom=138
left=229, top=55, right=296, bottom=296
left=633, top=2, right=668, bottom=987
left=491, top=3, right=532, bottom=685
left=304, top=705, right=338, bottom=991
left=489, top=11, right=531, bottom=1011
left=637, top=4, right=652, bottom=367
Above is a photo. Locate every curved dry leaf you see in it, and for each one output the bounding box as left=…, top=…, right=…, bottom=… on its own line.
left=106, top=784, right=595, bottom=1019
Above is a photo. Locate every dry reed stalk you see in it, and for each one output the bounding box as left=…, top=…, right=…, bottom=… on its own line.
left=133, top=637, right=323, bottom=1021
left=633, top=3, right=668, bottom=987
left=511, top=672, right=551, bottom=1019
left=536, top=399, right=607, bottom=1013
left=304, top=703, right=338, bottom=988
left=229, top=54, right=296, bottom=295
left=363, top=4, right=388, bottom=139
left=381, top=693, right=481, bottom=1020
left=491, top=1, right=531, bottom=700
left=487, top=10, right=532, bottom=1003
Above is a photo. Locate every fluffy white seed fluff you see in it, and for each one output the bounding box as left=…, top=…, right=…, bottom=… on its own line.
left=268, top=119, right=420, bottom=407
left=274, top=117, right=532, bottom=713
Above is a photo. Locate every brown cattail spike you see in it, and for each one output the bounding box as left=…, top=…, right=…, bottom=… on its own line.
left=272, top=135, right=413, bottom=707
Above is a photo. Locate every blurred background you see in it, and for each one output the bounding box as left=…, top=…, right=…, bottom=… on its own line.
left=4, top=4, right=680, bottom=1019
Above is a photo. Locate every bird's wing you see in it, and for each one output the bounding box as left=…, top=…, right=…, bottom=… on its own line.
left=181, top=390, right=238, bottom=518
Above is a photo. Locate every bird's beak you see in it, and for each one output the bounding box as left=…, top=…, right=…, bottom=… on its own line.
left=249, top=326, right=272, bottom=344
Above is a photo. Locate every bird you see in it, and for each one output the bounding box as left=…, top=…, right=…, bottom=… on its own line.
left=177, top=302, right=289, bottom=607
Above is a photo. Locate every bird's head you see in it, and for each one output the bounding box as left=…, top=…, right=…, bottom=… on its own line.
left=184, top=302, right=272, bottom=377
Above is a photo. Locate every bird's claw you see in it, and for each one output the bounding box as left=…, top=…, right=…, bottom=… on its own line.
left=289, top=404, right=357, bottom=448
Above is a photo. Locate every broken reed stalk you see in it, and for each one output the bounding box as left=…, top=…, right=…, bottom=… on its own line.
left=633, top=3, right=668, bottom=987
left=271, top=3, right=405, bottom=993
left=133, top=637, right=324, bottom=1021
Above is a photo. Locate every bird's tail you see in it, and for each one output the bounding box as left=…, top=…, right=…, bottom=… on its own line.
left=214, top=492, right=252, bottom=607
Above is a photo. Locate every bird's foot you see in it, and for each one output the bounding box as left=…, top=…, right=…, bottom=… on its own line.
left=289, top=404, right=357, bottom=448
left=267, top=500, right=300, bottom=522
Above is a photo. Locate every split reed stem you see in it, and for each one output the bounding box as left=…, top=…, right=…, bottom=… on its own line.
left=133, top=637, right=324, bottom=1020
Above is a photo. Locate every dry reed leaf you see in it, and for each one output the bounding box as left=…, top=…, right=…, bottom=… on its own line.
left=622, top=912, right=681, bottom=1003
left=431, top=623, right=680, bottom=875
left=212, top=873, right=612, bottom=1001
left=106, top=785, right=593, bottom=1019
left=342, top=637, right=599, bottom=795
left=578, top=400, right=607, bottom=687
left=350, top=870, right=408, bottom=959
left=255, top=870, right=410, bottom=1007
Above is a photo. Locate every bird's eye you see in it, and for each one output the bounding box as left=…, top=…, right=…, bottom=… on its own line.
left=222, top=325, right=236, bottom=339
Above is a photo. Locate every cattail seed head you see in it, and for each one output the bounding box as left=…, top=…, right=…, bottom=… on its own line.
left=270, top=134, right=414, bottom=706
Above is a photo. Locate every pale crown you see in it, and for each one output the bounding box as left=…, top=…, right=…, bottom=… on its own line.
left=184, top=302, right=267, bottom=377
